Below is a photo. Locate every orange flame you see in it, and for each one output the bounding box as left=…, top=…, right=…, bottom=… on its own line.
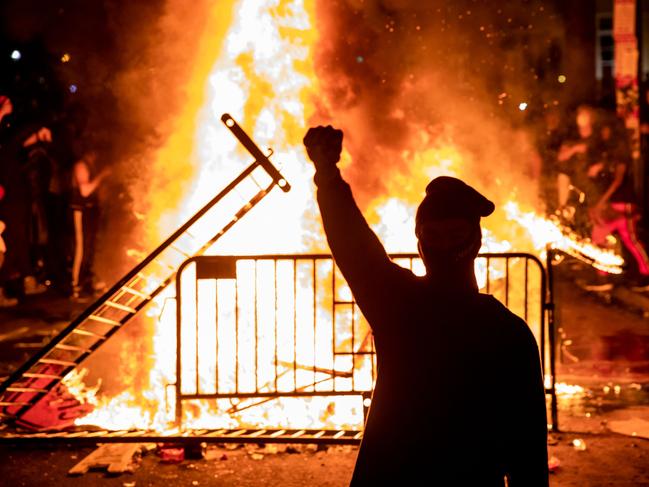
left=68, top=0, right=621, bottom=431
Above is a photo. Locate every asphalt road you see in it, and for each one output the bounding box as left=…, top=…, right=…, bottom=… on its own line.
left=0, top=258, right=648, bottom=485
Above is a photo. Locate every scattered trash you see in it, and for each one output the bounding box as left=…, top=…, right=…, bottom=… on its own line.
left=572, top=438, right=587, bottom=451
left=68, top=443, right=147, bottom=475
left=548, top=456, right=561, bottom=472
left=157, top=444, right=185, bottom=463
left=202, top=448, right=223, bottom=461
left=250, top=453, right=264, bottom=461
left=263, top=444, right=282, bottom=454
left=4, top=366, right=94, bottom=431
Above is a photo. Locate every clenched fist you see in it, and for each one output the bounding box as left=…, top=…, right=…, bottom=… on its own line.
left=303, top=125, right=343, bottom=170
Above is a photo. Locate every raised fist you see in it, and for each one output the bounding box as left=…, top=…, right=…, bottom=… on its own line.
left=303, top=125, right=343, bottom=169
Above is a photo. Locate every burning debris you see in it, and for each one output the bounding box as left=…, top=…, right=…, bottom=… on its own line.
left=1, top=365, right=94, bottom=431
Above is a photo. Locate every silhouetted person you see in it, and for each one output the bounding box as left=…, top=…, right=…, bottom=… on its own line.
left=70, top=150, right=109, bottom=300
left=303, top=125, right=548, bottom=486
left=586, top=114, right=649, bottom=291
left=535, top=106, right=565, bottom=214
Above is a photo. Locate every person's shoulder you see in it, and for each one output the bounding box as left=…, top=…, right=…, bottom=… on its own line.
left=476, top=293, right=514, bottom=314
left=476, top=294, right=534, bottom=337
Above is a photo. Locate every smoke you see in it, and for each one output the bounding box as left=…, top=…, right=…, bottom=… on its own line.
left=310, top=0, right=567, bottom=230
left=81, top=0, right=238, bottom=396
left=90, top=0, right=221, bottom=280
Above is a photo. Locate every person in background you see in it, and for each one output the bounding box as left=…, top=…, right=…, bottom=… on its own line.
left=0, top=95, right=17, bottom=307
left=22, top=126, right=55, bottom=288
left=21, top=124, right=69, bottom=293
left=640, top=82, right=649, bottom=224
left=0, top=95, right=50, bottom=301
left=585, top=113, right=649, bottom=291
left=0, top=180, right=17, bottom=308
left=556, top=104, right=600, bottom=237
left=70, top=150, right=109, bottom=301
left=304, top=125, right=548, bottom=486
left=535, top=105, right=565, bottom=214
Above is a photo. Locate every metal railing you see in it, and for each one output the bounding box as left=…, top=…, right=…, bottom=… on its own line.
left=175, top=252, right=557, bottom=431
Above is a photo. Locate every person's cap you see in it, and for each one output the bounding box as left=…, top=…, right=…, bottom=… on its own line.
left=415, top=176, right=494, bottom=229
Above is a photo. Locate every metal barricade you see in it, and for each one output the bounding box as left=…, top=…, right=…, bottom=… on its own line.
left=175, top=252, right=557, bottom=432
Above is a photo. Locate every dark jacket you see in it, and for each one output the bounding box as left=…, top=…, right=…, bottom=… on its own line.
left=315, top=168, right=549, bottom=486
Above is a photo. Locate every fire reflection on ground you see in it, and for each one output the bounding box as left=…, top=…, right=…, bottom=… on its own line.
left=556, top=381, right=648, bottom=418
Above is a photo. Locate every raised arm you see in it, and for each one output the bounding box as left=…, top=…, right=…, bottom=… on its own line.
left=303, top=126, right=407, bottom=320
left=73, top=160, right=109, bottom=198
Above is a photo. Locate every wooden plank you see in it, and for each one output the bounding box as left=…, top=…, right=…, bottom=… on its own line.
left=68, top=443, right=146, bottom=475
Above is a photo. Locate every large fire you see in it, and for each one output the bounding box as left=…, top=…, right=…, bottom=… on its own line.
left=64, top=0, right=621, bottom=432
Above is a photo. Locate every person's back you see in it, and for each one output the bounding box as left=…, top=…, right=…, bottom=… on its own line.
left=356, top=282, right=545, bottom=484
left=303, top=125, right=549, bottom=486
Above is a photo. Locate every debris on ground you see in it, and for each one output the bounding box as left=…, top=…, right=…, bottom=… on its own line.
left=548, top=455, right=561, bottom=472
left=548, top=434, right=560, bottom=445
left=68, top=443, right=149, bottom=475
left=572, top=438, right=587, bottom=451
left=3, top=366, right=94, bottom=431
left=156, top=444, right=185, bottom=463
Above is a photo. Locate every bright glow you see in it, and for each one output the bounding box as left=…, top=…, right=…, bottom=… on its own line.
left=572, top=438, right=587, bottom=451
left=66, top=0, right=625, bottom=433
left=10, top=50, right=21, bottom=60
left=61, top=53, right=71, bottom=63
left=69, top=84, right=78, bottom=94
left=518, top=102, right=528, bottom=111
left=557, top=74, right=566, bottom=83
left=504, top=202, right=624, bottom=274
left=553, top=382, right=584, bottom=395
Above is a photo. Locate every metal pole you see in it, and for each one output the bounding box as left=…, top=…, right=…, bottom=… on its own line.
left=545, top=247, right=559, bottom=432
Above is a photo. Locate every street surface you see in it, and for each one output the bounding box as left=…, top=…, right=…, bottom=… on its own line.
left=0, top=257, right=648, bottom=486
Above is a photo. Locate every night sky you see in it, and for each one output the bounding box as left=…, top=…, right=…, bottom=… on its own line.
left=0, top=0, right=169, bottom=158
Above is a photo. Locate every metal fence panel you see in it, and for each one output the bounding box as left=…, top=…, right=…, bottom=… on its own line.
left=175, top=253, right=556, bottom=430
